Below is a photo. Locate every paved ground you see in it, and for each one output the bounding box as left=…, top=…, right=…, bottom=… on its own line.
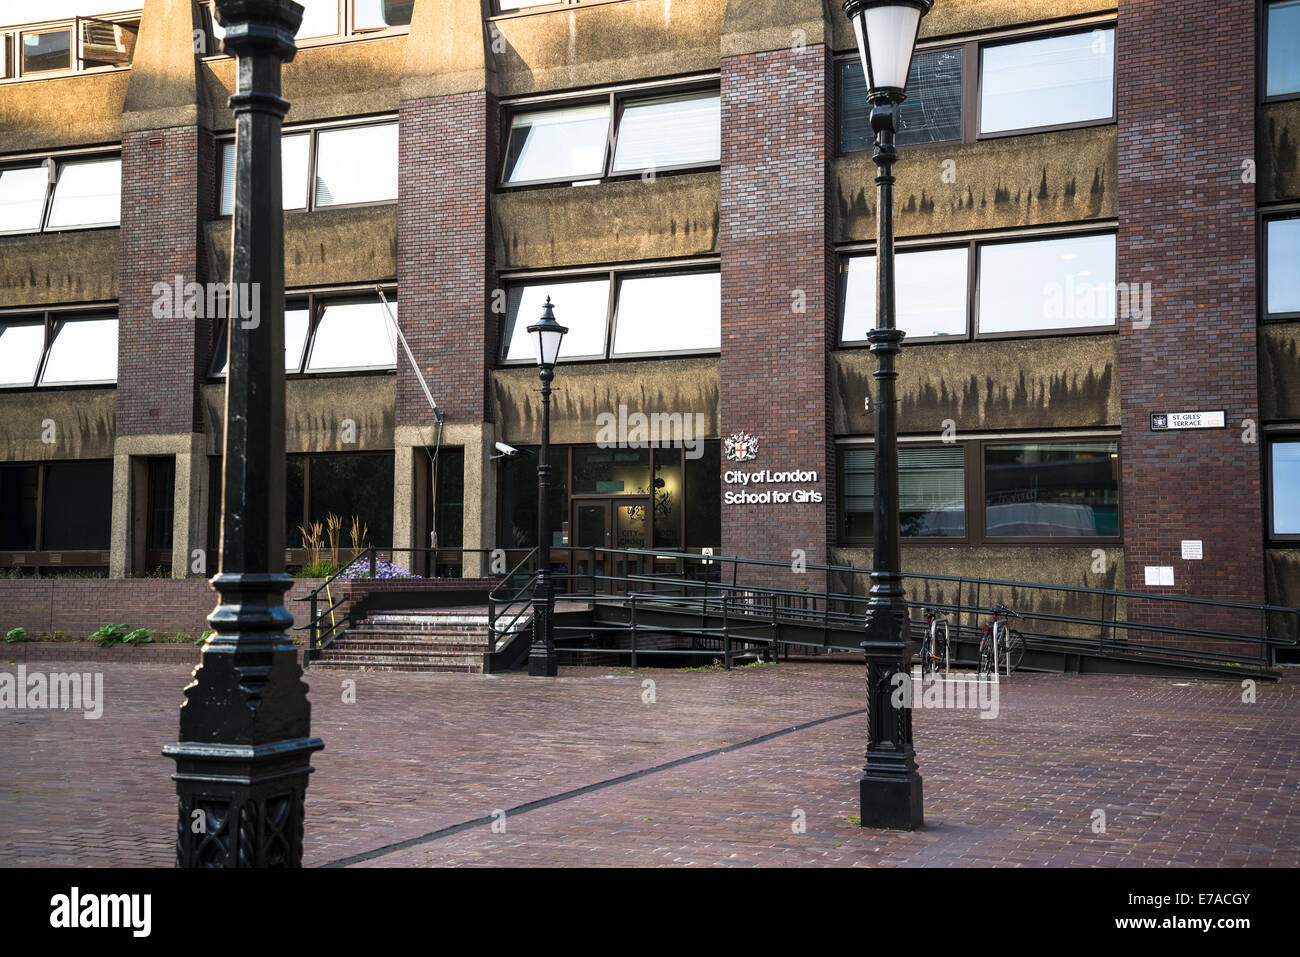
left=1, top=658, right=1297, bottom=867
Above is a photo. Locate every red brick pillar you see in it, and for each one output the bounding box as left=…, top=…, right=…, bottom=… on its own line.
left=719, top=46, right=835, bottom=594
left=1116, top=1, right=1263, bottom=641
left=116, top=126, right=213, bottom=436
left=395, top=93, right=498, bottom=426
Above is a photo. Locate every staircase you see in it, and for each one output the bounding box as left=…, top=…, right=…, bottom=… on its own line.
left=310, top=606, right=531, bottom=674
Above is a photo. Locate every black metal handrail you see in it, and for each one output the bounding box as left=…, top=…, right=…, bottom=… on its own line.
left=487, top=547, right=539, bottom=654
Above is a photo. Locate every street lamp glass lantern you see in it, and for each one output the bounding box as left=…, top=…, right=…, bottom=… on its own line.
left=843, top=0, right=934, bottom=101
left=527, top=296, right=568, bottom=370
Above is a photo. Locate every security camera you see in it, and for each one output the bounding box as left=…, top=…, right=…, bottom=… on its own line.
left=494, top=442, right=519, bottom=457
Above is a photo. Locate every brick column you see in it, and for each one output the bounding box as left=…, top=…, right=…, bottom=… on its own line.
left=396, top=91, right=498, bottom=573
left=1116, top=2, right=1263, bottom=617
left=719, top=45, right=836, bottom=591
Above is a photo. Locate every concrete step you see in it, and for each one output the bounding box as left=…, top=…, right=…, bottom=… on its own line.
left=328, top=638, right=488, bottom=653
left=310, top=658, right=482, bottom=674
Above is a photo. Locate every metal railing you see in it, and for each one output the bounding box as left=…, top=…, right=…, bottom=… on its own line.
left=502, top=545, right=1298, bottom=673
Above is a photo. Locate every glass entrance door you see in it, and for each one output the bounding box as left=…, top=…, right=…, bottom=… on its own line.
left=571, top=497, right=648, bottom=590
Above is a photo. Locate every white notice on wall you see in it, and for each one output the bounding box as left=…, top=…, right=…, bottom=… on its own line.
left=1144, top=566, right=1175, bottom=587
left=1181, top=540, right=1203, bottom=560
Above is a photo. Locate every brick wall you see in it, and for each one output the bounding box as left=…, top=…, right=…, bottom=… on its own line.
left=0, top=578, right=329, bottom=639
left=719, top=46, right=836, bottom=592
left=1116, top=0, right=1263, bottom=614
left=116, top=126, right=208, bottom=436
left=396, top=93, right=498, bottom=426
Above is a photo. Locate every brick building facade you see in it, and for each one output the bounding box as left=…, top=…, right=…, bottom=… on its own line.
left=1, top=0, right=1297, bottom=644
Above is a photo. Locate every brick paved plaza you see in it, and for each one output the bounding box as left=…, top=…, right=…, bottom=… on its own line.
left=2, top=659, right=1298, bottom=868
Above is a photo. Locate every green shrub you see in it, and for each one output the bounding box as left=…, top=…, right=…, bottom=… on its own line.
left=90, top=624, right=155, bottom=648
left=4, top=627, right=27, bottom=643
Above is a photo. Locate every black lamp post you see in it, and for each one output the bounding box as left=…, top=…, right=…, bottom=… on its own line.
left=842, top=0, right=932, bottom=830
left=163, top=0, right=323, bottom=866
left=527, top=297, right=567, bottom=677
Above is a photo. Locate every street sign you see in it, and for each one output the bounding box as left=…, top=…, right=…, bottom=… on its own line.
left=1150, top=411, right=1225, bottom=431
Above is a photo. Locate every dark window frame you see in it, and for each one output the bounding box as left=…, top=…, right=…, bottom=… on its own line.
left=497, top=260, right=721, bottom=365
left=0, top=13, right=140, bottom=82
left=1261, top=210, right=1300, bottom=321
left=836, top=225, right=1120, bottom=348
left=490, top=0, right=631, bottom=21
left=1268, top=436, right=1300, bottom=542
left=838, top=441, right=973, bottom=545
left=1262, top=0, right=1300, bottom=103
left=0, top=148, right=122, bottom=236
left=0, top=306, right=120, bottom=390
left=0, top=459, right=113, bottom=567
left=498, top=76, right=721, bottom=190
left=285, top=449, right=396, bottom=551
left=208, top=285, right=398, bottom=379
left=216, top=115, right=399, bottom=217
left=836, top=17, right=1118, bottom=155
left=838, top=436, right=1123, bottom=547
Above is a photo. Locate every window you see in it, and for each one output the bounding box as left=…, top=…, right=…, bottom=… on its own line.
left=502, top=85, right=721, bottom=186
left=0, top=320, right=46, bottom=387
left=1265, top=216, right=1300, bottom=317
left=839, top=439, right=1119, bottom=544
left=1271, top=440, right=1300, bottom=537
left=840, top=247, right=969, bottom=343
left=977, top=232, right=1116, bottom=334
left=499, top=266, right=721, bottom=363
left=211, top=294, right=396, bottom=377
left=287, top=452, right=395, bottom=549
left=0, top=154, right=119, bottom=233
left=611, top=90, right=721, bottom=174
left=45, top=156, right=121, bottom=229
left=433, top=448, right=465, bottom=549
left=218, top=122, right=395, bottom=215
left=40, top=316, right=118, bottom=385
left=1266, top=0, right=1300, bottom=98
left=611, top=271, right=721, bottom=356
left=984, top=442, right=1118, bottom=539
left=0, top=313, right=118, bottom=388
left=840, top=47, right=963, bottom=152
left=1, top=9, right=139, bottom=80
left=306, top=300, right=397, bottom=372
left=0, top=460, right=113, bottom=554
left=205, top=0, right=410, bottom=47
left=842, top=446, right=966, bottom=540
left=979, top=28, right=1115, bottom=135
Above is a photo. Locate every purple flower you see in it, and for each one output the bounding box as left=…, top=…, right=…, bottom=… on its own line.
left=340, top=560, right=421, bottom=580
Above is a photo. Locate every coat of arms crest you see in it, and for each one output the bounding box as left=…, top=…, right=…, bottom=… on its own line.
left=724, top=432, right=759, bottom=462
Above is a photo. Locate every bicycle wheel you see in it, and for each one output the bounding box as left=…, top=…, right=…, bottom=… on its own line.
left=919, top=628, right=935, bottom=679
left=977, top=633, right=994, bottom=677
left=1005, top=629, right=1025, bottom=673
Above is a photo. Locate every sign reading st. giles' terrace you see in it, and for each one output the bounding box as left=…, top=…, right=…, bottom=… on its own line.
left=723, top=433, right=824, bottom=506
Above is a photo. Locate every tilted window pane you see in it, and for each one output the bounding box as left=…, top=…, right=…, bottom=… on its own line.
left=978, top=233, right=1116, bottom=334
left=612, top=271, right=720, bottom=356
left=841, top=247, right=968, bottom=342
left=1274, top=442, right=1300, bottom=535
left=0, top=464, right=39, bottom=550
left=353, top=0, right=413, bottom=29
left=980, top=29, right=1114, bottom=134
left=843, top=446, right=966, bottom=538
left=984, top=442, right=1119, bottom=538
left=46, top=157, right=121, bottom=229
left=314, top=123, right=398, bottom=207
left=841, top=48, right=963, bottom=153
left=612, top=91, right=720, bottom=173
left=0, top=166, right=49, bottom=233
left=503, top=103, right=611, bottom=185
left=41, top=460, right=113, bottom=550
left=306, top=300, right=397, bottom=372
left=215, top=307, right=311, bottom=375
left=296, top=0, right=340, bottom=38
left=21, top=30, right=72, bottom=73
left=0, top=322, right=46, bottom=387
left=1267, top=218, right=1300, bottom=314
left=1268, top=0, right=1300, bottom=97
left=39, top=317, right=118, bottom=385
left=221, top=134, right=310, bottom=215
left=502, top=278, right=611, bottom=361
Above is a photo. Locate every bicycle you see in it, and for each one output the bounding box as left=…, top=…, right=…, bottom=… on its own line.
left=978, top=603, right=1025, bottom=677
left=916, top=606, right=951, bottom=680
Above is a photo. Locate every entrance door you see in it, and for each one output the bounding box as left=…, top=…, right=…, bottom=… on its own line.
left=570, top=497, right=648, bottom=590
